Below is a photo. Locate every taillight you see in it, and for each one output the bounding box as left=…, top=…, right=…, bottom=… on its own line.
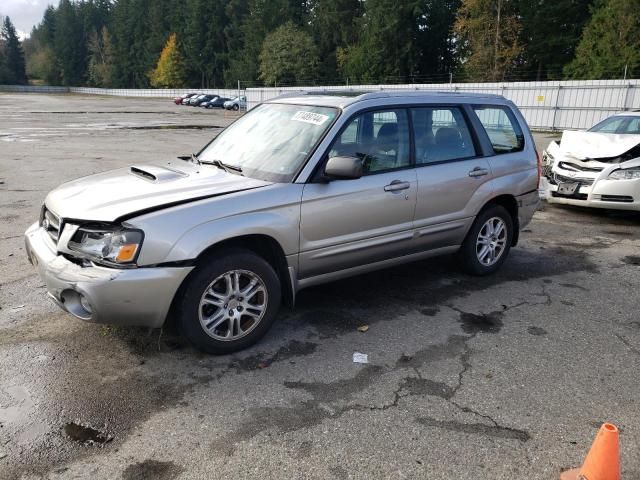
left=536, top=149, right=541, bottom=186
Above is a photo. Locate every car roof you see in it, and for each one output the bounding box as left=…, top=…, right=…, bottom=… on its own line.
left=266, top=89, right=509, bottom=108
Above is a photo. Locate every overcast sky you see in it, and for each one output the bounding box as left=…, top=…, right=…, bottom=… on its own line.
left=1, top=0, right=58, bottom=39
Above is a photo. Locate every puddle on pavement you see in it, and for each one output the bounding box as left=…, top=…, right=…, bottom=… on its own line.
left=63, top=422, right=112, bottom=445
left=458, top=311, right=504, bottom=334
left=622, top=255, right=640, bottom=266
left=123, top=125, right=222, bottom=130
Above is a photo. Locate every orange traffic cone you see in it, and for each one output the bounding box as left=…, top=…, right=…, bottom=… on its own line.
left=560, top=423, right=620, bottom=480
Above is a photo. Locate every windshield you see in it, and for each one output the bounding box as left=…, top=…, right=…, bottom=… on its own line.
left=198, top=103, right=339, bottom=182
left=589, top=116, right=640, bottom=134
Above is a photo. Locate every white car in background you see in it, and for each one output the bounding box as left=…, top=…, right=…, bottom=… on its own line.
left=541, top=112, right=640, bottom=211
left=224, top=96, right=247, bottom=111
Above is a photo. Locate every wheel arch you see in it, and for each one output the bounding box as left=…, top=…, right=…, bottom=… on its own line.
left=480, top=194, right=520, bottom=246
left=165, top=234, right=294, bottom=329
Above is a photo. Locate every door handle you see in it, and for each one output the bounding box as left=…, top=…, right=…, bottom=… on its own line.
left=468, top=167, right=489, bottom=178
left=384, top=180, right=411, bottom=192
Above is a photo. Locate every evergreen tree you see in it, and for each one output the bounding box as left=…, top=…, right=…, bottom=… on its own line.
left=0, top=16, right=27, bottom=84
left=54, top=0, right=86, bottom=85
left=225, top=0, right=306, bottom=85
left=308, top=0, right=362, bottom=82
left=182, top=0, right=228, bottom=88
left=517, top=0, right=591, bottom=79
left=453, top=0, right=523, bottom=81
left=338, top=0, right=423, bottom=83
left=565, top=0, right=640, bottom=79
left=415, top=0, right=461, bottom=79
left=149, top=32, right=186, bottom=87
left=259, top=21, right=319, bottom=85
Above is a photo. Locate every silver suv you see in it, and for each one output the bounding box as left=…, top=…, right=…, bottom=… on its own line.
left=25, top=91, right=540, bottom=353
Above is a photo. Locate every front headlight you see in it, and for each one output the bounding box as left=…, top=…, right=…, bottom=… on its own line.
left=68, top=223, right=143, bottom=266
left=608, top=167, right=640, bottom=180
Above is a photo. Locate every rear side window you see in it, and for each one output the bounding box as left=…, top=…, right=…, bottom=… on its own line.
left=473, top=106, right=524, bottom=154
left=411, top=107, right=477, bottom=164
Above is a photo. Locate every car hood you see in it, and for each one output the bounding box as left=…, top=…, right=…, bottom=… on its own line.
left=558, top=130, right=640, bottom=161
left=45, top=160, right=272, bottom=222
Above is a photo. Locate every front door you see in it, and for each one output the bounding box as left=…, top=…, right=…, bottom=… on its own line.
left=299, top=109, right=417, bottom=279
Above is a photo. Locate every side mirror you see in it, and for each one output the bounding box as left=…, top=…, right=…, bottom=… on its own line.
left=324, top=156, right=363, bottom=180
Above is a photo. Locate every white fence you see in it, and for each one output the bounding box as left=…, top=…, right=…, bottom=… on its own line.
left=3, top=80, right=640, bottom=130
left=246, top=80, right=640, bottom=131
left=0, top=84, right=241, bottom=99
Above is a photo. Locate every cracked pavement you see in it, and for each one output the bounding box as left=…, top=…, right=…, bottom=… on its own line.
left=1, top=94, right=639, bottom=479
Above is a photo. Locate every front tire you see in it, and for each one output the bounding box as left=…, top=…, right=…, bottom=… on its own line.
left=232, top=104, right=239, bottom=111
left=459, top=205, right=513, bottom=275
left=178, top=249, right=281, bottom=354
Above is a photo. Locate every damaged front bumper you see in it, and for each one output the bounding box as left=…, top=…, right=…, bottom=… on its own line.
left=24, top=222, right=193, bottom=328
left=541, top=155, right=640, bottom=211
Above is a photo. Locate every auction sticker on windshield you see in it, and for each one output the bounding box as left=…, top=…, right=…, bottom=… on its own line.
left=292, top=111, right=330, bottom=125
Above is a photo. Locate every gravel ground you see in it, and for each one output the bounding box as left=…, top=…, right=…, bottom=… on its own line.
left=1, top=93, right=639, bottom=480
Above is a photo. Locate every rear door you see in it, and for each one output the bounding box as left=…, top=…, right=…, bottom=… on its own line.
left=411, top=106, right=493, bottom=251
left=470, top=105, right=533, bottom=197
left=298, top=108, right=417, bottom=279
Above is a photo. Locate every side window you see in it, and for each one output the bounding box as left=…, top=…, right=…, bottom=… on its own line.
left=624, top=118, right=640, bottom=134
left=411, top=107, right=477, bottom=164
left=473, top=106, right=524, bottom=154
left=329, top=109, right=410, bottom=175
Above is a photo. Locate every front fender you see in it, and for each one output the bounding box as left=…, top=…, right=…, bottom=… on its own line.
left=129, top=183, right=303, bottom=265
left=163, top=211, right=299, bottom=263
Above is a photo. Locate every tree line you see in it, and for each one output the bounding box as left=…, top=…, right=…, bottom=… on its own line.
left=2, top=0, right=639, bottom=88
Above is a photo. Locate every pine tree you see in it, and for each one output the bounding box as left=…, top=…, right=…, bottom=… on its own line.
left=149, top=33, right=186, bottom=88
left=54, top=0, right=86, bottom=85
left=225, top=0, right=306, bottom=85
left=308, top=0, right=362, bottom=82
left=337, top=0, right=423, bottom=83
left=516, top=0, right=591, bottom=79
left=0, top=16, right=27, bottom=84
left=453, top=0, right=523, bottom=81
left=565, top=0, right=640, bottom=79
left=259, top=21, right=319, bottom=85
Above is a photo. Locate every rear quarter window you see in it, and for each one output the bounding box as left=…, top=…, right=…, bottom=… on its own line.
left=472, top=106, right=524, bottom=154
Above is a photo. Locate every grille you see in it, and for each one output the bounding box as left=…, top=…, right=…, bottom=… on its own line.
left=553, top=173, right=594, bottom=186
left=42, top=207, right=61, bottom=244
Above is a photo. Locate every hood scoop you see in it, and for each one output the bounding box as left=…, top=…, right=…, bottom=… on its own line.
left=129, top=165, right=188, bottom=183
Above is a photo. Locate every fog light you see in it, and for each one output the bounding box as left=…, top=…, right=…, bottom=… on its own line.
left=79, top=295, right=92, bottom=314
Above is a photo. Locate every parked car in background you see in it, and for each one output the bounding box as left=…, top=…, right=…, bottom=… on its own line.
left=201, top=96, right=231, bottom=109
left=182, top=94, right=201, bottom=105
left=190, top=94, right=215, bottom=107
left=24, top=91, right=539, bottom=354
left=541, top=112, right=640, bottom=211
left=224, top=96, right=247, bottom=111
left=174, top=93, right=196, bottom=105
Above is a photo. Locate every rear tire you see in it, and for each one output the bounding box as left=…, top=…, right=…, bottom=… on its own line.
left=458, top=205, right=513, bottom=275
left=178, top=249, right=281, bottom=354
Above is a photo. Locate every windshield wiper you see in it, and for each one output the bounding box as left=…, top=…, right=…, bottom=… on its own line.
left=201, top=158, right=243, bottom=175
left=191, top=152, right=201, bottom=165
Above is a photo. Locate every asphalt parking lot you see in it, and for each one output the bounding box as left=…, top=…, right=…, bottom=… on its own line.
left=1, top=93, right=639, bottom=480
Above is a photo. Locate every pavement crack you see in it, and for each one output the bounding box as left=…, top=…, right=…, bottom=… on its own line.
left=614, top=333, right=640, bottom=357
